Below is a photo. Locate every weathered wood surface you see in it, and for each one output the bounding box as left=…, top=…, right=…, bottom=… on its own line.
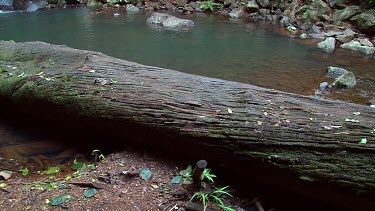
left=0, top=41, right=374, bottom=205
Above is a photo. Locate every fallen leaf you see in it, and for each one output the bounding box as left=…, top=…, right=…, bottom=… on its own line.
left=0, top=170, right=13, bottom=180
left=35, top=71, right=44, bottom=76
left=84, top=188, right=97, bottom=198
left=257, top=121, right=263, bottom=126
left=0, top=182, right=6, bottom=188
left=227, top=108, right=233, bottom=114
left=171, top=176, right=182, bottom=184
left=49, top=195, right=71, bottom=206
left=151, top=184, right=159, bottom=189
left=353, top=112, right=360, bottom=116
left=139, top=169, right=152, bottom=181
left=41, top=167, right=60, bottom=175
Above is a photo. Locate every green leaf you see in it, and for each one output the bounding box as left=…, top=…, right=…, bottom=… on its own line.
left=139, top=169, right=152, bottom=181
left=179, top=165, right=192, bottom=176
left=20, top=168, right=29, bottom=176
left=84, top=188, right=97, bottom=198
left=35, top=71, right=44, bottom=76
left=41, top=167, right=60, bottom=175
left=71, top=161, right=85, bottom=170
left=359, top=138, right=367, bottom=144
left=171, top=176, right=182, bottom=184
left=49, top=195, right=71, bottom=206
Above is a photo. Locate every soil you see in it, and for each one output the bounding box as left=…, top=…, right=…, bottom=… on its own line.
left=0, top=147, right=257, bottom=211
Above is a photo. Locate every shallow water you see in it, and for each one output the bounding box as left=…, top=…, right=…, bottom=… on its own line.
left=0, top=7, right=374, bottom=103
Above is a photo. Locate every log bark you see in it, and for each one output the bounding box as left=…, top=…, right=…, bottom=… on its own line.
left=0, top=41, right=375, bottom=209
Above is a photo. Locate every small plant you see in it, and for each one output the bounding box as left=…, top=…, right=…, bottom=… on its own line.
left=201, top=168, right=216, bottom=183
left=92, top=149, right=105, bottom=162
left=190, top=186, right=234, bottom=211
left=199, top=0, right=224, bottom=12
left=19, top=167, right=29, bottom=176
left=180, top=165, right=193, bottom=183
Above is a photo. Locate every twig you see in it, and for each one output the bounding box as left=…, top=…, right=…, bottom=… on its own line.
left=0, top=187, right=11, bottom=193
left=255, top=200, right=265, bottom=211
left=168, top=204, right=178, bottom=211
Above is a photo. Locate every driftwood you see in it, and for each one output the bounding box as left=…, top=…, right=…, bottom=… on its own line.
left=0, top=41, right=374, bottom=209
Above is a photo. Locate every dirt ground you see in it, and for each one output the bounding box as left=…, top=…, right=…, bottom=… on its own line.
left=0, top=147, right=264, bottom=211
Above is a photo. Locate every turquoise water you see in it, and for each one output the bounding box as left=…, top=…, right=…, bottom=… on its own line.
left=1, top=7, right=374, bottom=103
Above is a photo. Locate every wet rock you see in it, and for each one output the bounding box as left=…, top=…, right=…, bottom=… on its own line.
left=358, top=38, right=374, bottom=47
left=317, top=37, right=336, bottom=53
left=12, top=0, right=29, bottom=10
left=341, top=40, right=375, bottom=55
left=332, top=6, right=362, bottom=24
left=319, top=82, right=329, bottom=90
left=300, top=33, right=308, bottom=39
left=331, top=71, right=357, bottom=88
left=257, top=0, right=270, bottom=8
left=287, top=25, right=297, bottom=34
left=350, top=9, right=375, bottom=36
left=126, top=4, right=139, bottom=12
left=246, top=0, right=259, bottom=13
left=229, top=7, right=244, bottom=18
left=327, top=66, right=348, bottom=78
left=146, top=12, right=194, bottom=28
left=311, top=25, right=322, bottom=34
left=280, top=16, right=291, bottom=27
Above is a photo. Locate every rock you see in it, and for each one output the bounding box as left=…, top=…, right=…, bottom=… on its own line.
left=256, top=0, right=270, bottom=8
left=350, top=9, right=375, bottom=36
left=87, top=0, right=102, bottom=7
left=176, top=0, right=187, bottom=7
left=331, top=71, right=357, bottom=88
left=146, top=12, right=194, bottom=28
left=280, top=16, right=290, bottom=27
left=341, top=40, right=375, bottom=55
left=246, top=0, right=259, bottom=13
left=297, top=0, right=331, bottom=23
left=311, top=25, right=322, bottom=34
left=319, top=82, right=329, bottom=90
left=300, top=33, right=308, bottom=39
left=258, top=9, right=269, bottom=17
left=12, top=0, right=29, bottom=10
left=126, top=4, right=140, bottom=12
left=327, top=66, right=347, bottom=78
left=317, top=37, right=336, bottom=53
left=336, top=34, right=354, bottom=43
left=358, top=38, right=374, bottom=47
left=287, top=25, right=297, bottom=34
left=229, top=7, right=244, bottom=18
left=332, top=6, right=362, bottom=24
left=343, top=28, right=357, bottom=36
left=324, top=30, right=343, bottom=37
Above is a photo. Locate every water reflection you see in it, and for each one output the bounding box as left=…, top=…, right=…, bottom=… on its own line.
left=0, top=7, right=374, bottom=104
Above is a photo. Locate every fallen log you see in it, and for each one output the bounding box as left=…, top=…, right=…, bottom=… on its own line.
left=0, top=41, right=374, bottom=209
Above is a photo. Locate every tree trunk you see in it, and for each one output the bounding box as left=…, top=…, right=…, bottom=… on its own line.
left=0, top=41, right=374, bottom=209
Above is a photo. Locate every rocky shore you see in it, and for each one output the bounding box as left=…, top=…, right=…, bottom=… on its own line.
left=1, top=0, right=374, bottom=55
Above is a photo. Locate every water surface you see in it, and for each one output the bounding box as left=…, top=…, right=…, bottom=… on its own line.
left=1, top=7, right=374, bottom=103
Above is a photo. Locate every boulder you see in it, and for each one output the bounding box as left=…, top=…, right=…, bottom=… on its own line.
left=87, top=0, right=102, bottom=7
left=327, top=66, right=348, bottom=78
left=350, top=9, right=375, bottom=36
left=331, top=71, right=357, bottom=88
left=358, top=38, right=374, bottom=47
left=317, top=37, right=336, bottom=53
left=126, top=3, right=139, bottom=12
left=246, top=0, right=259, bottom=13
left=146, top=12, right=194, bottom=28
left=341, top=40, right=375, bottom=55
left=332, top=6, right=362, bottom=24
left=229, top=7, right=244, bottom=18
left=256, top=0, right=270, bottom=8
